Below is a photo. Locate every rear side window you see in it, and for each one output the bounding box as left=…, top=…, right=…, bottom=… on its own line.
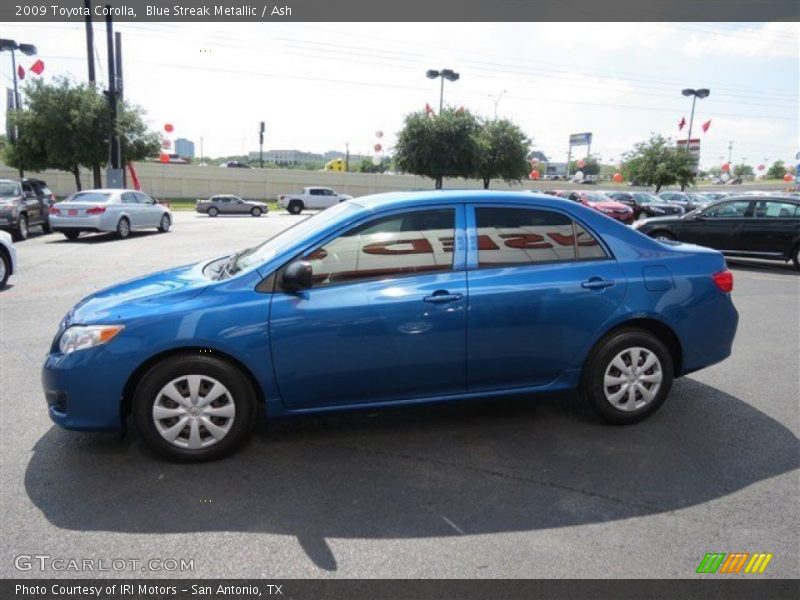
left=753, top=201, right=799, bottom=218
left=121, top=192, right=138, bottom=204
left=704, top=201, right=750, bottom=218
left=475, top=207, right=607, bottom=267
left=303, top=208, right=456, bottom=287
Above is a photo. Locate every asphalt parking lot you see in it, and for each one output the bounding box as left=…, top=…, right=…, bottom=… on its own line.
left=0, top=210, right=798, bottom=579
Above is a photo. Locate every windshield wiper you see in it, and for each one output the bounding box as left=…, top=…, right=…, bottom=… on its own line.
left=217, top=247, right=253, bottom=280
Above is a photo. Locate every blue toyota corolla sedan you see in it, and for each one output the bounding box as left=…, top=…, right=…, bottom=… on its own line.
left=42, top=191, right=738, bottom=461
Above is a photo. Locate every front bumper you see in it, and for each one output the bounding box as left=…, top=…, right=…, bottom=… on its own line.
left=41, top=346, right=134, bottom=432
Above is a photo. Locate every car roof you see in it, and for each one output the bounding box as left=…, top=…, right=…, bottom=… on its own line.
left=350, top=190, right=584, bottom=212
left=723, top=194, right=799, bottom=203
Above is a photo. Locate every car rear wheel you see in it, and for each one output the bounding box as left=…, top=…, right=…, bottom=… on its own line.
left=250, top=207, right=262, bottom=217
left=64, top=231, right=80, bottom=240
left=792, top=245, right=800, bottom=271
left=158, top=214, right=171, bottom=233
left=287, top=201, right=303, bottom=215
left=13, top=215, right=28, bottom=241
left=208, top=207, right=219, bottom=217
left=581, top=329, right=673, bottom=424
left=650, top=231, right=675, bottom=242
left=41, top=219, right=52, bottom=234
left=133, top=354, right=257, bottom=462
left=116, top=217, right=131, bottom=239
left=0, top=251, right=9, bottom=288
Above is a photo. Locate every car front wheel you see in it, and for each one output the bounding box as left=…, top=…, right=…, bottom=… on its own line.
left=133, top=354, right=257, bottom=462
left=64, top=231, right=80, bottom=240
left=0, top=250, right=9, bottom=288
left=650, top=231, right=675, bottom=242
left=251, top=207, right=262, bottom=217
left=581, top=329, right=673, bottom=424
left=792, top=245, right=800, bottom=271
left=158, top=214, right=171, bottom=232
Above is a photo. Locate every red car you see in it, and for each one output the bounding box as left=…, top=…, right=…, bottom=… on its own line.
left=546, top=190, right=634, bottom=224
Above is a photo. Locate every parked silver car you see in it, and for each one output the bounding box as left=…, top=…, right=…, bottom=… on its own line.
left=195, top=195, right=268, bottom=217
left=49, top=189, right=172, bottom=240
left=0, top=229, right=18, bottom=289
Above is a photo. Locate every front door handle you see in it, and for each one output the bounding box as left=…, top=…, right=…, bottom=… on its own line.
left=581, top=277, right=615, bottom=291
left=424, top=290, right=463, bottom=304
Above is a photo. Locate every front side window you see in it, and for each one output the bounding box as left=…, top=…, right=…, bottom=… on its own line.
left=475, top=207, right=607, bottom=266
left=704, top=201, right=751, bottom=218
left=303, top=208, right=456, bottom=287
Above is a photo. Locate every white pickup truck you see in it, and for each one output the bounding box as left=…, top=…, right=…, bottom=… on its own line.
left=277, top=187, right=353, bottom=214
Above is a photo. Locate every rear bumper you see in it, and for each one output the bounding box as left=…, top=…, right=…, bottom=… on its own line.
left=49, top=214, right=114, bottom=232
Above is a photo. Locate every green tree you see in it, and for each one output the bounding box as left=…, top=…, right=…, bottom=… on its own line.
left=394, top=108, right=482, bottom=189
left=475, top=118, right=531, bottom=189
left=358, top=158, right=389, bottom=173
left=733, top=163, right=754, bottom=179
left=4, top=77, right=159, bottom=190
left=620, top=134, right=696, bottom=193
left=766, top=160, right=786, bottom=180
left=569, top=156, right=601, bottom=177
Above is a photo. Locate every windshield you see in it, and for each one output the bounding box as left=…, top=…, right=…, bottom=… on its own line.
left=0, top=182, right=21, bottom=197
left=633, top=193, right=657, bottom=204
left=232, top=202, right=361, bottom=274
left=65, top=192, right=113, bottom=203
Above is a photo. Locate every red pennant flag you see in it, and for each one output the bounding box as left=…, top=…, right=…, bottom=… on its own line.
left=456, top=106, right=465, bottom=115
left=17, top=65, right=25, bottom=80
left=127, top=162, right=141, bottom=191
left=702, top=119, right=712, bottom=133
left=424, top=103, right=435, bottom=117
left=30, top=59, right=45, bottom=75
left=678, top=116, right=686, bottom=131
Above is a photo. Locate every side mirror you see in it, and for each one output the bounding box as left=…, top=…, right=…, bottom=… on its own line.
left=282, top=260, right=313, bottom=291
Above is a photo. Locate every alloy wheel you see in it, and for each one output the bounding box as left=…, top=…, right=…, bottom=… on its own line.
left=602, top=346, right=663, bottom=412
left=152, top=375, right=236, bottom=450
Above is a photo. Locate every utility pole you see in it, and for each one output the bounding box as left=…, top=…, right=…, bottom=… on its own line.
left=115, top=31, right=125, bottom=186
left=200, top=136, right=204, bottom=164
left=345, top=142, right=350, bottom=172
left=259, top=121, right=265, bottom=168
left=104, top=7, right=122, bottom=187
left=727, top=141, right=734, bottom=166
left=84, top=0, right=101, bottom=187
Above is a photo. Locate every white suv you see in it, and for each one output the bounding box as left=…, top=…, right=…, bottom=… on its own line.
left=0, top=230, right=18, bottom=289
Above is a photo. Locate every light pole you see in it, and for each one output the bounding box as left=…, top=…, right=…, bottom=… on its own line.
left=426, top=68, right=460, bottom=113
left=0, top=38, right=38, bottom=177
left=681, top=88, right=709, bottom=190
left=489, top=90, right=507, bottom=118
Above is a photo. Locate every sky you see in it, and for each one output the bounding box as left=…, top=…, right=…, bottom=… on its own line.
left=0, top=21, right=798, bottom=170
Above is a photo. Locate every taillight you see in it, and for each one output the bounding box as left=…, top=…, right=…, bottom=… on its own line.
left=712, top=270, right=733, bottom=292
left=49, top=206, right=61, bottom=215
left=85, top=206, right=106, bottom=215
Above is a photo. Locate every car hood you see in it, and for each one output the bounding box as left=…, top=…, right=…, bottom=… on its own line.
left=64, top=262, right=210, bottom=325
left=588, top=199, right=630, bottom=210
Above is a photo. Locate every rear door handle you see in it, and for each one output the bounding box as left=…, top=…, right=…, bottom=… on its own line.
left=424, top=290, right=463, bottom=304
left=581, top=278, right=615, bottom=290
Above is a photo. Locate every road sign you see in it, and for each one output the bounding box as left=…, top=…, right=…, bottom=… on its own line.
left=569, top=132, right=592, bottom=146
left=677, top=138, right=701, bottom=175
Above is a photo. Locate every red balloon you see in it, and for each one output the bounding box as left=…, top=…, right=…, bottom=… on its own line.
left=721, top=163, right=730, bottom=172
left=783, top=173, right=794, bottom=182
left=164, top=123, right=174, bottom=133
left=529, top=170, right=540, bottom=180
left=374, top=143, right=382, bottom=152
left=577, top=159, right=586, bottom=169
left=757, top=164, right=765, bottom=171
left=159, top=153, right=170, bottom=164
left=613, top=172, right=624, bottom=183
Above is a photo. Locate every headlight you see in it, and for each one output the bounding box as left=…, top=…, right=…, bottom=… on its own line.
left=59, top=325, right=124, bottom=354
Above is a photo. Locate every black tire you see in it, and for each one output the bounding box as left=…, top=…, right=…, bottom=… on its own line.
left=287, top=201, right=303, bottom=215
left=12, top=214, right=28, bottom=241
left=64, top=231, right=80, bottom=241
left=133, top=354, right=257, bottom=462
left=650, top=231, right=675, bottom=242
left=41, top=219, right=52, bottom=234
left=208, top=207, right=219, bottom=217
left=792, top=245, right=800, bottom=272
left=158, top=214, right=171, bottom=233
left=0, top=250, right=10, bottom=289
left=250, top=207, right=262, bottom=217
left=116, top=217, right=131, bottom=239
left=580, top=328, right=674, bottom=425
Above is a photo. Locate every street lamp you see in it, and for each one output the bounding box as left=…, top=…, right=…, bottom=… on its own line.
left=681, top=88, right=710, bottom=142
left=0, top=38, right=38, bottom=177
left=426, top=68, right=460, bottom=113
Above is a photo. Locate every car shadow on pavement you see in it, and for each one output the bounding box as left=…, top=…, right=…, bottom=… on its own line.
left=45, top=231, right=160, bottom=244
left=726, top=258, right=799, bottom=276
left=25, top=378, right=800, bottom=572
